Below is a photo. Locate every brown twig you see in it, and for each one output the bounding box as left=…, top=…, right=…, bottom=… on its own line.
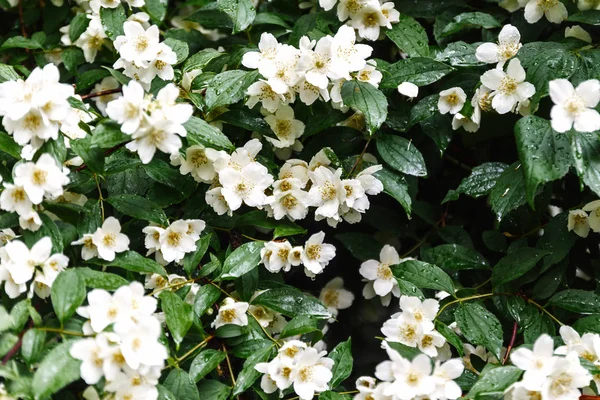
left=2, top=335, right=23, bottom=365
left=80, top=88, right=122, bottom=100
left=502, top=322, right=518, bottom=364
left=18, top=0, right=27, bottom=38
left=347, top=137, right=372, bottom=176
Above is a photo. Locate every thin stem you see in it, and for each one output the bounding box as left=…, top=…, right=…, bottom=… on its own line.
left=80, top=88, right=122, bottom=100
left=165, top=335, right=214, bottom=370
left=241, top=233, right=261, bottom=242
left=503, top=322, right=518, bottom=364
left=436, top=293, right=496, bottom=318
left=94, top=174, right=105, bottom=222
left=208, top=280, right=233, bottom=298
left=248, top=311, right=281, bottom=348
left=528, top=299, right=564, bottom=326
left=149, top=278, right=200, bottom=297
left=223, top=344, right=236, bottom=386
left=348, top=137, right=372, bottom=176
left=37, top=327, right=90, bottom=337
left=2, top=336, right=23, bottom=365
left=18, top=0, right=27, bottom=38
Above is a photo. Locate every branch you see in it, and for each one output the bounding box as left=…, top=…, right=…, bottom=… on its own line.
left=502, top=322, right=518, bottom=364
left=80, top=88, right=122, bottom=100
left=18, top=0, right=27, bottom=38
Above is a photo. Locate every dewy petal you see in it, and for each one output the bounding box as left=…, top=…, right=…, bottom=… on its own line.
left=545, top=2, right=568, bottom=23
left=480, top=69, right=504, bottom=90
left=492, top=93, right=516, bottom=114
left=549, top=79, right=575, bottom=105
left=550, top=105, right=574, bottom=133
left=510, top=347, right=533, bottom=370
left=380, top=244, right=400, bottom=265
left=475, top=43, right=500, bottom=64
left=575, top=79, right=600, bottom=108
left=532, top=334, right=554, bottom=358
left=516, top=82, right=536, bottom=101
left=524, top=2, right=544, bottom=23
left=574, top=109, right=600, bottom=133
left=498, top=24, right=521, bottom=46
left=506, top=58, right=526, bottom=82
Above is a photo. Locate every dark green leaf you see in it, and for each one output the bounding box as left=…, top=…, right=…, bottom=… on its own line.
left=252, top=287, right=331, bottom=319
left=232, top=344, right=274, bottom=396
left=183, top=49, right=227, bottom=72
left=100, top=5, right=127, bottom=40
left=341, top=80, right=388, bottom=135
left=439, top=12, right=501, bottom=38
left=392, top=260, right=455, bottom=294
left=21, top=329, right=46, bottom=365
left=189, top=349, right=227, bottom=382
left=334, top=232, right=382, bottom=262
left=221, top=241, right=264, bottom=279
left=492, top=248, right=550, bottom=286
left=376, top=135, right=427, bottom=177
left=164, top=38, right=189, bottom=65
left=197, top=380, right=231, bottom=400
left=205, top=70, right=258, bottom=111
left=374, top=167, right=412, bottom=216
left=380, top=58, right=453, bottom=89
left=160, top=291, right=193, bottom=345
left=102, top=250, right=168, bottom=276
left=184, top=116, right=235, bottom=151
left=193, top=284, right=222, bottom=318
left=549, top=290, right=600, bottom=314
left=280, top=315, right=321, bottom=339
left=455, top=303, right=503, bottom=360
left=50, top=270, right=86, bottom=324
left=217, top=0, right=256, bottom=33
left=0, top=131, right=22, bottom=159
left=69, top=13, right=90, bottom=42
left=329, top=338, right=353, bottom=387
left=570, top=131, right=600, bottom=197
left=489, top=162, right=527, bottom=221
left=443, top=162, right=508, bottom=203
left=386, top=14, right=429, bottom=57
left=32, top=341, right=81, bottom=399
left=106, top=194, right=169, bottom=226
left=163, top=369, right=200, bottom=400
left=467, top=366, right=522, bottom=399
left=422, top=244, right=489, bottom=270
left=76, top=267, right=129, bottom=290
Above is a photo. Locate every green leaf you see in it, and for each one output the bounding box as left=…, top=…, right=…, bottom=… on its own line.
left=374, top=167, right=412, bottom=217
left=435, top=41, right=484, bottom=67
left=569, top=131, right=600, bottom=197
left=221, top=241, right=264, bottom=279
left=184, top=116, right=235, bottom=151
left=144, top=0, right=167, bottom=22
left=236, top=210, right=306, bottom=238
left=0, top=333, right=18, bottom=357
left=439, top=12, right=501, bottom=38
left=334, top=232, right=382, bottom=262
left=143, top=159, right=196, bottom=195
left=160, top=291, right=193, bottom=345
left=232, top=344, right=274, bottom=396
left=329, top=338, right=353, bottom=387
left=50, top=270, right=86, bottom=324
left=69, top=13, right=90, bottom=42
left=280, top=315, right=321, bottom=339
left=62, top=47, right=85, bottom=74
left=217, top=0, right=256, bottom=34
left=435, top=320, right=464, bottom=356
left=71, top=138, right=105, bottom=174
left=21, top=329, right=46, bottom=365
left=341, top=80, right=388, bottom=135
left=183, top=234, right=211, bottom=276
left=0, top=64, right=20, bottom=82
left=0, top=131, right=22, bottom=159
left=163, top=369, right=200, bottom=400
left=76, top=267, right=129, bottom=290
left=100, top=5, right=127, bottom=40
left=392, top=260, right=455, bottom=294
left=252, top=287, right=331, bottom=319
left=76, top=69, right=111, bottom=92
left=91, top=121, right=129, bottom=148
left=515, top=116, right=571, bottom=207
left=386, top=14, right=429, bottom=57
left=198, top=380, right=231, bottom=400
left=549, top=290, right=600, bottom=314
left=376, top=135, right=427, bottom=177
left=164, top=38, right=189, bottom=65
left=573, top=315, right=600, bottom=335
left=467, top=366, right=522, bottom=399
left=455, top=303, right=503, bottom=361
left=102, top=250, right=168, bottom=276
left=189, top=349, right=227, bottom=382
left=380, top=57, right=453, bottom=89
left=32, top=341, right=81, bottom=400
left=443, top=162, right=508, bottom=203
left=183, top=49, right=227, bottom=72
left=1, top=36, right=43, bottom=50
left=106, top=194, right=168, bottom=226
left=0, top=306, right=11, bottom=332
left=492, top=248, right=550, bottom=286
left=567, top=10, right=600, bottom=25
left=253, top=12, right=290, bottom=28
left=194, top=284, right=222, bottom=318
left=386, top=341, right=422, bottom=360
left=422, top=244, right=489, bottom=270
left=319, top=392, right=351, bottom=400
left=205, top=70, right=258, bottom=111
left=489, top=162, right=527, bottom=221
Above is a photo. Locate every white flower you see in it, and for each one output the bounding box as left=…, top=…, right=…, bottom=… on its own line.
left=0, top=183, right=33, bottom=216
left=438, top=87, right=467, bottom=115
left=264, top=105, right=305, bottom=148
left=269, top=183, right=310, bottom=221
left=360, top=245, right=401, bottom=305
left=206, top=187, right=232, bottom=216
left=555, top=325, right=600, bottom=363
left=301, top=231, right=336, bottom=276
left=159, top=220, right=196, bottom=263
left=72, top=233, right=99, bottom=260
left=126, top=115, right=187, bottom=164
left=246, top=80, right=285, bottom=113
left=452, top=111, right=481, bottom=133
left=0, top=261, right=27, bottom=298
left=3, top=237, right=51, bottom=285
left=542, top=352, right=591, bottom=399
left=418, top=328, right=447, bottom=357
left=309, top=166, right=344, bottom=220
left=40, top=253, right=69, bottom=285
left=77, top=289, right=127, bottom=333
left=578, top=0, right=600, bottom=10
left=219, top=163, right=274, bottom=210
left=356, top=60, right=383, bottom=88
left=294, top=77, right=331, bottom=106
left=549, top=79, right=600, bottom=133
left=70, top=334, right=111, bottom=385
left=381, top=314, right=428, bottom=347
left=263, top=45, right=301, bottom=95
left=476, top=24, right=522, bottom=67
left=400, top=296, right=439, bottom=323
left=290, top=348, right=334, bottom=399
left=583, top=200, right=600, bottom=233
left=242, top=33, right=281, bottom=77
left=505, top=382, right=542, bottom=400
left=397, top=82, right=419, bottom=99
left=510, top=334, right=557, bottom=390
left=91, top=217, right=130, bottom=261
left=523, top=0, right=568, bottom=24
left=431, top=359, right=464, bottom=400
left=565, top=25, right=592, bottom=43
left=19, top=210, right=42, bottom=232
left=114, top=22, right=161, bottom=65
left=75, top=15, right=107, bottom=63
left=146, top=44, right=177, bottom=81
left=567, top=209, right=590, bottom=238
left=383, top=352, right=434, bottom=399
left=330, top=25, right=373, bottom=80
left=13, top=154, right=69, bottom=204
left=319, top=277, right=354, bottom=318
left=261, top=240, right=293, bottom=273
left=211, top=298, right=249, bottom=328
left=298, top=36, right=334, bottom=89
left=350, top=4, right=390, bottom=41
left=106, top=80, right=147, bottom=134
left=113, top=317, right=168, bottom=369
left=177, top=145, right=223, bottom=183
left=480, top=58, right=535, bottom=114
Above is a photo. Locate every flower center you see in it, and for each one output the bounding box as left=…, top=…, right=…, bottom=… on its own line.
left=564, top=96, right=585, bottom=116
left=306, top=244, right=321, bottom=260
left=154, top=60, right=166, bottom=70
left=363, top=13, right=379, bottom=27
left=421, top=334, right=433, bottom=348
left=275, top=119, right=292, bottom=137
left=167, top=231, right=181, bottom=247
left=132, top=337, right=142, bottom=351
left=32, top=169, right=47, bottom=186
left=277, top=247, right=290, bottom=260
left=24, top=114, right=41, bottom=130
left=550, top=374, right=572, bottom=396
left=103, top=233, right=116, bottom=247
left=537, top=0, right=558, bottom=10
left=323, top=289, right=339, bottom=307
left=221, top=308, right=237, bottom=323
left=407, top=372, right=420, bottom=385
left=499, top=77, right=518, bottom=95
left=190, top=150, right=208, bottom=167
left=377, top=264, right=393, bottom=280
left=445, top=93, right=460, bottom=105
left=298, top=366, right=313, bottom=382
left=400, top=323, right=417, bottom=342
left=279, top=180, right=292, bottom=191
left=320, top=181, right=337, bottom=201
left=134, top=35, right=149, bottom=52
left=12, top=188, right=26, bottom=202
left=282, top=194, right=298, bottom=209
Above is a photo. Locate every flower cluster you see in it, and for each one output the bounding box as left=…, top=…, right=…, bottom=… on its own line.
left=500, top=0, right=568, bottom=24
left=506, top=330, right=591, bottom=399
left=70, top=282, right=167, bottom=400
left=106, top=80, right=193, bottom=164
left=242, top=27, right=377, bottom=112
left=381, top=296, right=448, bottom=358
left=143, top=219, right=205, bottom=265
left=359, top=342, right=464, bottom=400
left=317, top=0, right=400, bottom=41
left=114, top=21, right=177, bottom=90
left=256, top=340, right=334, bottom=400
left=0, top=154, right=70, bottom=231
left=568, top=199, right=600, bottom=238
left=0, top=64, right=84, bottom=154
left=0, top=236, right=68, bottom=299
left=261, top=231, right=336, bottom=278
left=145, top=273, right=199, bottom=304
left=360, top=244, right=412, bottom=306
left=72, top=217, right=130, bottom=262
